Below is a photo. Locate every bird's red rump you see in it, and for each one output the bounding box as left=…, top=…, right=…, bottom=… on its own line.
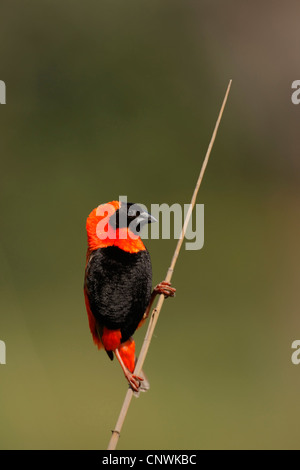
left=95, top=327, right=135, bottom=373
left=102, top=327, right=122, bottom=351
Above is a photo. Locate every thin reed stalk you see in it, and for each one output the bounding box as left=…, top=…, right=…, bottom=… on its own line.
left=107, top=79, right=232, bottom=451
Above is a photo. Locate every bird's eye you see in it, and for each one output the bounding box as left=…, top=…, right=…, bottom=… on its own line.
left=128, top=207, right=140, bottom=218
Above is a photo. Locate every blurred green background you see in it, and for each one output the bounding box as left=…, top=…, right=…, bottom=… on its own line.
left=1, top=0, right=300, bottom=450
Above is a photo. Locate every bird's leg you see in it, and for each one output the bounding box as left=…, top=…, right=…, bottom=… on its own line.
left=143, top=281, right=176, bottom=320
left=114, top=348, right=143, bottom=393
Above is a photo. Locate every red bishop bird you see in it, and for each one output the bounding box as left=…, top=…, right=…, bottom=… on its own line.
left=84, top=200, right=175, bottom=393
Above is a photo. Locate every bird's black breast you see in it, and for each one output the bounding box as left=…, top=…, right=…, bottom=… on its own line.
left=85, top=246, right=152, bottom=343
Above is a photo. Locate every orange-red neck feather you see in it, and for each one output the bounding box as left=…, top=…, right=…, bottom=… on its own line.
left=86, top=201, right=146, bottom=254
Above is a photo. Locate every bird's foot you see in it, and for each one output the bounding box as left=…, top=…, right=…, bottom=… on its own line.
left=125, top=371, right=144, bottom=393
left=154, top=281, right=176, bottom=298
left=142, top=281, right=176, bottom=321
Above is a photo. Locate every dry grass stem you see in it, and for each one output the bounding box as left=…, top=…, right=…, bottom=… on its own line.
left=107, top=79, right=232, bottom=450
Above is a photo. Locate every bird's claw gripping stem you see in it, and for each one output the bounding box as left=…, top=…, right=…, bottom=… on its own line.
left=142, top=281, right=176, bottom=321
left=153, top=281, right=176, bottom=298
left=115, top=347, right=144, bottom=392
left=125, top=372, right=144, bottom=393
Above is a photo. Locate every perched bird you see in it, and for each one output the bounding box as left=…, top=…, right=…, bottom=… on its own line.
left=84, top=200, right=175, bottom=393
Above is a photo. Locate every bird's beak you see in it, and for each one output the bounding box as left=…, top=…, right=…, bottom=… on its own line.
left=147, top=213, right=157, bottom=224
left=135, top=211, right=157, bottom=228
